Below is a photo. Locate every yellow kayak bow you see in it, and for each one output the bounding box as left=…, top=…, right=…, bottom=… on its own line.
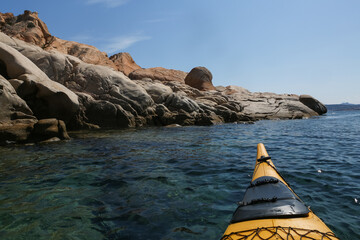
left=221, top=143, right=339, bottom=240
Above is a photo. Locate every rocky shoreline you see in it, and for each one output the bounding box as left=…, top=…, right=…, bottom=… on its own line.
left=0, top=11, right=327, bottom=145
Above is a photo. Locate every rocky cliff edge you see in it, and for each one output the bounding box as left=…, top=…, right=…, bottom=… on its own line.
left=0, top=11, right=327, bottom=144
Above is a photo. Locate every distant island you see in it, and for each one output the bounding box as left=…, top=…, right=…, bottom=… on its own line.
left=326, top=103, right=360, bottom=111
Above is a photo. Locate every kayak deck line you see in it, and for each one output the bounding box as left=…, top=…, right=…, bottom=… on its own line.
left=221, top=143, right=339, bottom=240
left=222, top=226, right=338, bottom=240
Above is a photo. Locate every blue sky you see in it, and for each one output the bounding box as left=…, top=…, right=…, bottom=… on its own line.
left=2, top=0, right=360, bottom=104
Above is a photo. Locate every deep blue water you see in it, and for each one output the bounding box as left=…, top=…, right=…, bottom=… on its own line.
left=0, top=110, right=359, bottom=240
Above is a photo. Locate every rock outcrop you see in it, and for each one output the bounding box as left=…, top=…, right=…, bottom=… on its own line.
left=31, top=118, right=70, bottom=142
left=0, top=11, right=130, bottom=73
left=223, top=88, right=318, bottom=120
left=185, top=66, right=216, bottom=91
left=110, top=52, right=141, bottom=76
left=0, top=11, right=51, bottom=47
left=0, top=11, right=328, bottom=145
left=0, top=39, right=79, bottom=122
left=299, top=95, right=327, bottom=115
left=0, top=74, right=71, bottom=144
left=51, top=38, right=118, bottom=70
left=0, top=75, right=36, bottom=144
left=129, top=67, right=187, bottom=83
left=0, top=31, right=154, bottom=129
left=0, top=75, right=34, bottom=123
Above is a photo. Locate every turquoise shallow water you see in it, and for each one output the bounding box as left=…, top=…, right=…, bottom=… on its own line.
left=0, top=110, right=360, bottom=240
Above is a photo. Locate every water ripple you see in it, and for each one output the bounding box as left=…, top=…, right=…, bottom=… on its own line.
left=0, top=111, right=359, bottom=239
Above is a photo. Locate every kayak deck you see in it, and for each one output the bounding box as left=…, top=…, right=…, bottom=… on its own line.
left=221, top=143, right=339, bottom=240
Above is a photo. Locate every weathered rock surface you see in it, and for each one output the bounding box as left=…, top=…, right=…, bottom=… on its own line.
left=0, top=31, right=325, bottom=129
left=110, top=52, right=141, bottom=76
left=31, top=118, right=70, bottom=142
left=129, top=67, right=187, bottom=83
left=300, top=95, right=327, bottom=115
left=0, top=121, right=34, bottom=144
left=0, top=75, right=71, bottom=145
left=185, top=66, right=216, bottom=91
left=0, top=11, right=133, bottom=73
left=0, top=11, right=51, bottom=47
left=0, top=39, right=79, bottom=122
left=0, top=31, right=77, bottom=145
left=0, top=75, right=34, bottom=123
left=51, top=38, right=118, bottom=70
left=0, top=117, right=71, bottom=145
left=221, top=87, right=319, bottom=120
left=0, top=74, right=36, bottom=144
left=134, top=79, right=173, bottom=104
left=0, top=11, right=328, bottom=145
left=0, top=31, right=154, bottom=129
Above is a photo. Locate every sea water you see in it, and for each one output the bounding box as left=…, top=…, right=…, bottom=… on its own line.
left=0, top=110, right=359, bottom=239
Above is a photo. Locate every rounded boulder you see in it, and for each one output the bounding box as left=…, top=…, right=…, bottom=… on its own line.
left=299, top=95, right=327, bottom=115
left=184, top=66, right=216, bottom=91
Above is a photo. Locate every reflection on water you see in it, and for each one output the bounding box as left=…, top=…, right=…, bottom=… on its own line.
left=0, top=110, right=359, bottom=239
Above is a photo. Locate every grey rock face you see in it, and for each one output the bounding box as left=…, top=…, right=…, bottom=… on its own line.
left=0, top=30, right=327, bottom=144
left=165, top=93, right=201, bottom=113
left=0, top=75, right=36, bottom=144
left=299, top=95, right=327, bottom=115
left=0, top=38, right=79, bottom=122
left=220, top=87, right=319, bottom=120
left=0, top=75, right=34, bottom=123
left=134, top=80, right=173, bottom=104
left=0, top=33, right=153, bottom=128
left=0, top=75, right=73, bottom=144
